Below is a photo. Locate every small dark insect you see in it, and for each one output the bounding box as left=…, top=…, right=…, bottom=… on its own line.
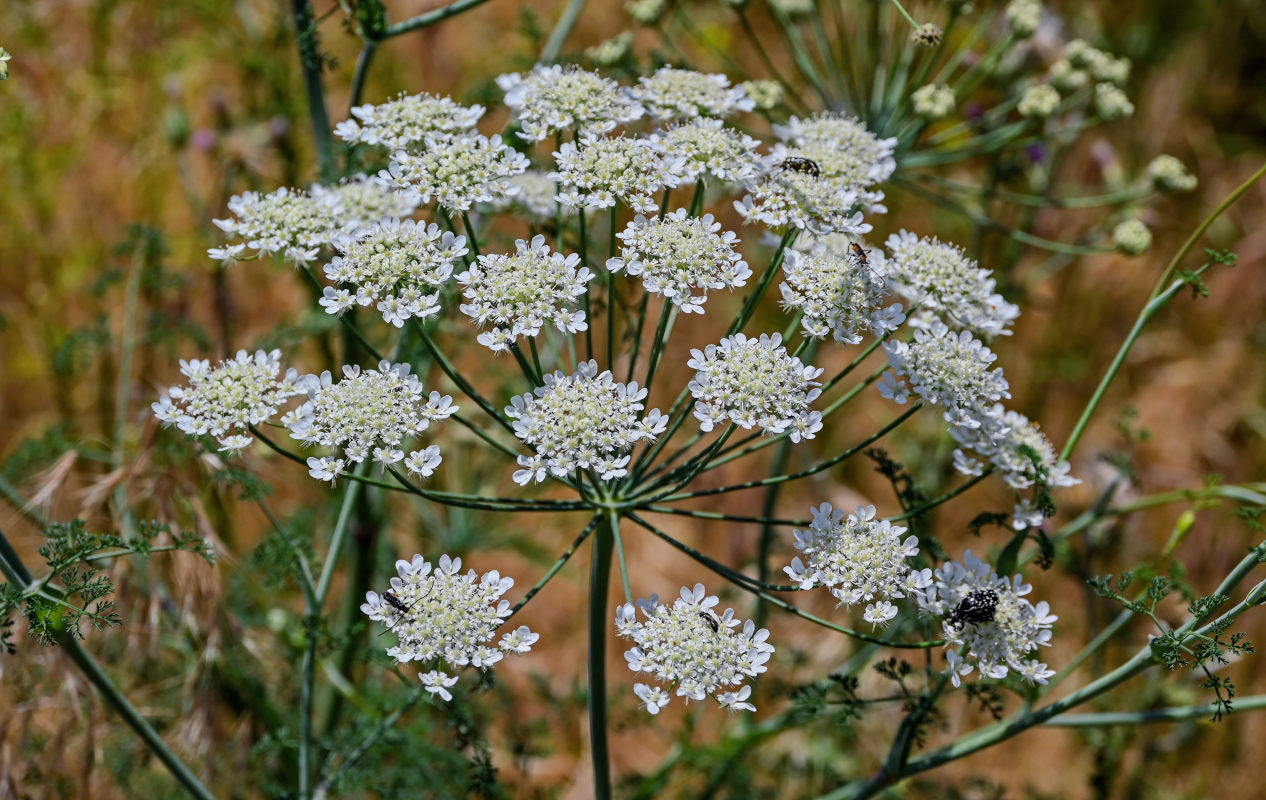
left=848, top=241, right=871, bottom=265
left=383, top=591, right=411, bottom=613
left=948, top=589, right=999, bottom=628
left=698, top=610, right=720, bottom=633
left=779, top=156, right=821, bottom=178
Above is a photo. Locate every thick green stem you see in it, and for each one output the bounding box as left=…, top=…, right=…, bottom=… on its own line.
left=541, top=0, right=587, bottom=61
left=588, top=513, right=616, bottom=800
left=291, top=0, right=336, bottom=183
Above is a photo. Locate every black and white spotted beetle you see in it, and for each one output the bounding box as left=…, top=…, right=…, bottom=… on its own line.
left=779, top=156, right=821, bottom=178
left=947, top=589, right=999, bottom=628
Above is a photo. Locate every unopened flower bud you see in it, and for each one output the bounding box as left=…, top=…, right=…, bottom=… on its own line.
left=1112, top=219, right=1152, bottom=255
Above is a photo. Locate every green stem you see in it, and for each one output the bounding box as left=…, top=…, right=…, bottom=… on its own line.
left=315, top=466, right=364, bottom=603
left=1044, top=695, right=1266, bottom=727
left=588, top=512, right=616, bottom=800
left=291, top=0, right=336, bottom=183
left=347, top=42, right=378, bottom=111
left=383, top=0, right=497, bottom=36
left=541, top=0, right=587, bottom=61
left=508, top=517, right=600, bottom=618
left=607, top=205, right=618, bottom=369
left=312, top=685, right=427, bottom=800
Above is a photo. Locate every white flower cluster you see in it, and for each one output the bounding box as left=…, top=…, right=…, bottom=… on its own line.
left=1147, top=155, right=1197, bottom=193
left=688, top=333, right=824, bottom=441
left=780, top=246, right=904, bottom=344
left=456, top=235, right=593, bottom=351
left=1112, top=218, right=1151, bottom=254
left=616, top=584, right=774, bottom=714
left=498, top=64, right=643, bottom=142
left=321, top=175, right=422, bottom=226
left=362, top=554, right=538, bottom=702
left=211, top=186, right=346, bottom=264
left=648, top=118, right=762, bottom=183
left=488, top=171, right=562, bottom=221
left=335, top=91, right=485, bottom=150
left=912, top=83, right=956, bottom=119
left=785, top=504, right=932, bottom=627
left=950, top=406, right=1079, bottom=528
left=741, top=79, right=783, bottom=110
left=880, top=318, right=1011, bottom=430
left=919, top=551, right=1057, bottom=686
left=736, top=113, right=897, bottom=236
left=883, top=229, right=1019, bottom=338
left=152, top=349, right=302, bottom=452
left=506, top=361, right=666, bottom=484
left=383, top=134, right=529, bottom=212
left=550, top=135, right=684, bottom=213
left=320, top=219, right=467, bottom=327
left=607, top=210, right=751, bottom=314
left=631, top=67, right=755, bottom=119
left=285, top=361, right=457, bottom=483
left=1018, top=84, right=1061, bottom=118
left=1004, top=0, right=1043, bottom=38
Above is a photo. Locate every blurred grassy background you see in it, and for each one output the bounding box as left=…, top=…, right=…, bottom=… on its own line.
left=2, top=0, right=1266, bottom=797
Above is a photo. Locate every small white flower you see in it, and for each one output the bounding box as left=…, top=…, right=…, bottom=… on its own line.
left=950, top=405, right=1078, bottom=493
left=912, top=84, right=955, bottom=119
left=1004, top=0, right=1043, bottom=38
left=307, top=456, right=346, bottom=484
left=383, top=134, right=529, bottom=212
left=780, top=245, right=900, bottom=344
left=1112, top=219, right=1152, bottom=255
left=884, top=229, right=1019, bottom=338
left=919, top=551, right=1057, bottom=685
left=505, top=361, right=665, bottom=482
left=485, top=170, right=563, bottom=221
left=549, top=134, right=684, bottom=214
left=286, top=361, right=456, bottom=480
left=213, top=187, right=349, bottom=263
left=419, top=670, right=461, bottom=702
left=497, top=65, right=643, bottom=142
left=324, top=219, right=465, bottom=327
left=1018, top=84, right=1061, bottom=118
left=316, top=175, right=421, bottom=227
left=882, top=318, right=1011, bottom=431
left=1094, top=82, right=1134, bottom=121
left=740, top=79, right=783, bottom=110
left=785, top=504, right=929, bottom=616
left=457, top=235, right=593, bottom=351
left=608, top=210, right=751, bottom=313
left=1147, top=155, right=1197, bottom=193
left=617, top=583, right=773, bottom=713
left=630, top=67, right=755, bottom=120
left=335, top=91, right=484, bottom=150
left=648, top=118, right=763, bottom=183
left=364, top=554, right=537, bottom=697
left=688, top=333, right=823, bottom=439
left=153, top=349, right=303, bottom=451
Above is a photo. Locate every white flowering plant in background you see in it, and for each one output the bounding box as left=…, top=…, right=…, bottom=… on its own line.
left=5, top=4, right=1263, bottom=800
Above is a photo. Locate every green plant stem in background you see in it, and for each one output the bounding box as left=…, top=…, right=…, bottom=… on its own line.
left=0, top=529, right=216, bottom=800
left=291, top=0, right=336, bottom=184
left=541, top=0, right=587, bottom=62
left=383, top=0, right=497, bottom=37
left=1044, top=695, right=1266, bottom=727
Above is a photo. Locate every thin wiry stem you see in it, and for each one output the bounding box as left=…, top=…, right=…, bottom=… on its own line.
left=507, top=516, right=600, bottom=618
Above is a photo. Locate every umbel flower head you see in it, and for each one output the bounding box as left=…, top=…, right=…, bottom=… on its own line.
left=211, top=186, right=347, bottom=264
left=550, top=134, right=684, bottom=214
left=506, top=361, right=667, bottom=484
left=321, top=219, right=467, bottom=327
left=334, top=91, right=485, bottom=150
left=772, top=112, right=898, bottom=188
left=780, top=245, right=904, bottom=344
left=383, top=133, right=529, bottom=212
left=362, top=554, right=539, bottom=702
left=607, top=210, right=752, bottom=314
left=457, top=235, right=594, bottom=351
left=497, top=64, right=643, bottom=142
left=883, top=229, right=1019, bottom=338
left=734, top=164, right=870, bottom=237
left=648, top=118, right=763, bottom=183
left=487, top=171, right=563, bottom=221
left=880, top=318, right=1011, bottom=432
left=786, top=504, right=933, bottom=627
left=919, top=551, right=1057, bottom=686
left=153, top=350, right=303, bottom=452
left=285, top=361, right=457, bottom=484
left=616, top=583, right=774, bottom=714
left=630, top=67, right=755, bottom=120
left=319, top=175, right=422, bottom=226
left=688, top=332, right=824, bottom=441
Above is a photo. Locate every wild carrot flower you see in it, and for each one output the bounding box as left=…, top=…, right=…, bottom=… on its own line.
left=1112, top=219, right=1152, bottom=254
left=362, top=554, right=538, bottom=700
left=919, top=551, right=1057, bottom=686
left=779, top=246, right=903, bottom=344
left=321, top=219, right=467, bottom=327
left=616, top=583, right=774, bottom=713
left=785, top=503, right=932, bottom=626
left=630, top=67, right=755, bottom=120
left=319, top=175, right=421, bottom=225
left=648, top=118, right=763, bottom=183
left=152, top=349, right=302, bottom=452
left=607, top=210, right=751, bottom=313
left=550, top=134, right=684, bottom=214
left=688, top=333, right=824, bottom=441
left=285, top=361, right=456, bottom=483
left=505, top=361, right=666, bottom=484
left=1018, top=84, right=1061, bottom=118
left=1147, top=155, right=1197, bottom=193
left=456, top=235, right=593, bottom=351
left=912, top=84, right=956, bottom=119
left=383, top=134, right=529, bottom=212
left=335, top=91, right=485, bottom=150
left=497, top=64, right=643, bottom=142
left=880, top=318, right=1011, bottom=431
left=212, top=186, right=346, bottom=264
left=883, top=229, right=1019, bottom=338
